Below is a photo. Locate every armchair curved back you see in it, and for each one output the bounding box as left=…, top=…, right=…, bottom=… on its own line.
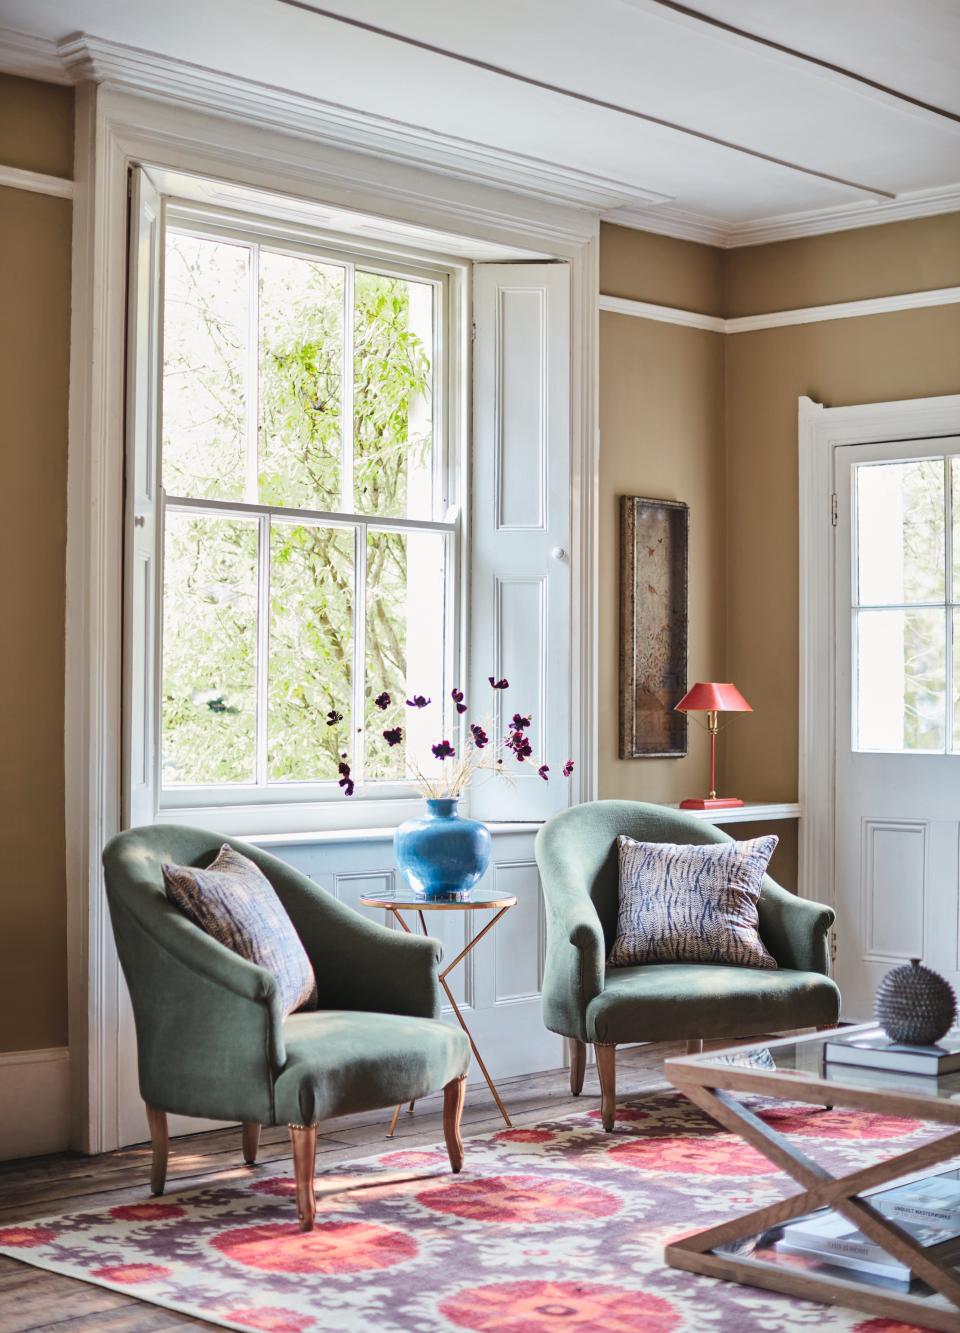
left=536, top=801, right=731, bottom=953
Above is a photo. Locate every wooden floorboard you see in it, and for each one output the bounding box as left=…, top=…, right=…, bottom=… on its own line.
left=0, top=1043, right=682, bottom=1332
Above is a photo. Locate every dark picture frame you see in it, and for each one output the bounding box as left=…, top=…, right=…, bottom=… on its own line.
left=619, top=496, right=689, bottom=759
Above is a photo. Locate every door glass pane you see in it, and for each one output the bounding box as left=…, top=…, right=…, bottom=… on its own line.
left=162, top=512, right=258, bottom=784
left=268, top=521, right=354, bottom=782
left=354, top=272, right=435, bottom=520
left=365, top=528, right=446, bottom=780
left=163, top=233, right=249, bottom=501
left=953, top=608, right=960, bottom=754
left=856, top=459, right=945, bottom=605
left=856, top=608, right=945, bottom=751
left=259, top=251, right=345, bottom=512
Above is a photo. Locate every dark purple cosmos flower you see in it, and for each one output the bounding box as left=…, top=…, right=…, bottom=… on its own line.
left=337, top=759, right=355, bottom=796
left=511, top=713, right=532, bottom=732
left=374, top=692, right=391, bottom=710
left=451, top=688, right=468, bottom=714
left=383, top=727, right=403, bottom=747
left=508, top=732, right=533, bottom=762
left=432, top=740, right=456, bottom=760
left=406, top=695, right=431, bottom=708
left=538, top=764, right=549, bottom=781
left=488, top=676, right=509, bottom=690
left=326, top=709, right=343, bottom=726
left=470, top=723, right=489, bottom=749
left=562, top=759, right=575, bottom=777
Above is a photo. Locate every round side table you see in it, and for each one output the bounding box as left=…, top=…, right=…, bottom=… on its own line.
left=359, top=889, right=517, bottom=1135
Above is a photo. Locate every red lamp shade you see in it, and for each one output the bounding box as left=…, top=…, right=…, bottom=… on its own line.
left=675, top=681, right=752, bottom=714
left=674, top=681, right=752, bottom=810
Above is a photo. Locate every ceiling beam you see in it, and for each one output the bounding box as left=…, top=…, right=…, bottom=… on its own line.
left=276, top=0, right=896, bottom=200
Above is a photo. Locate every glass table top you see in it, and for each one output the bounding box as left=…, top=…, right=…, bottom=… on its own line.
left=676, top=1025, right=960, bottom=1106
left=358, top=889, right=517, bottom=910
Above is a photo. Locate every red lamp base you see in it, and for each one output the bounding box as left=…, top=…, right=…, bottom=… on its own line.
left=679, top=797, right=745, bottom=810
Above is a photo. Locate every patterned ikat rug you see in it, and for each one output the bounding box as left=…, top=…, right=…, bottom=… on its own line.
left=0, top=1090, right=941, bottom=1332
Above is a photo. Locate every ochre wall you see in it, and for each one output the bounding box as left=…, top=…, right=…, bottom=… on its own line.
left=598, top=225, right=726, bottom=808
left=0, top=74, right=74, bottom=1052
left=599, top=214, right=960, bottom=891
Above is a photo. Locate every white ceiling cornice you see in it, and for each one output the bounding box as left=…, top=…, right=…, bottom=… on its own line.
left=2, top=25, right=958, bottom=250
left=0, top=25, right=71, bottom=83
left=53, top=32, right=673, bottom=215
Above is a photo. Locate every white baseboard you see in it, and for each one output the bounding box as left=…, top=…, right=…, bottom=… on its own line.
left=0, top=1047, right=71, bottom=1161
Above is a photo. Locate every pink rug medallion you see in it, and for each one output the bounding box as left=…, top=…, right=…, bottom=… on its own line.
left=0, top=1091, right=939, bottom=1332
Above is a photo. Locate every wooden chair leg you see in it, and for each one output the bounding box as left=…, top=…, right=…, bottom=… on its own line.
left=595, top=1044, right=617, bottom=1132
left=145, top=1105, right=168, bottom=1196
left=242, top=1121, right=261, bottom=1165
left=686, top=1039, right=704, bottom=1054
left=443, top=1075, right=467, bottom=1173
left=290, top=1124, right=318, bottom=1232
left=816, top=1025, right=836, bottom=1106
left=568, top=1038, right=586, bottom=1096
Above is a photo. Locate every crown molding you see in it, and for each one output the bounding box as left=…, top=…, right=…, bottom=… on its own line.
left=0, top=25, right=71, bottom=84
left=53, top=33, right=672, bottom=216
left=605, top=182, right=960, bottom=249
left=600, top=286, right=960, bottom=333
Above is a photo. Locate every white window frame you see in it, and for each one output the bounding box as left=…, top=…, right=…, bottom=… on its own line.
left=155, top=203, right=466, bottom=828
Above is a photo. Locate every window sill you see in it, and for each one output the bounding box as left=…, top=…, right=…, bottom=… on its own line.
left=248, top=820, right=544, bottom=846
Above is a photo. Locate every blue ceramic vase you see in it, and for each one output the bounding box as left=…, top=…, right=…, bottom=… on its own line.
left=394, top=797, right=492, bottom=901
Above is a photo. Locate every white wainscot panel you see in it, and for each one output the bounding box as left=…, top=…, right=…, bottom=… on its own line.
left=861, top=818, right=926, bottom=963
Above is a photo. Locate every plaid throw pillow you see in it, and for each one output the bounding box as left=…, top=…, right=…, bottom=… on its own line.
left=162, top=844, right=318, bottom=1015
left=608, top=834, right=778, bottom=970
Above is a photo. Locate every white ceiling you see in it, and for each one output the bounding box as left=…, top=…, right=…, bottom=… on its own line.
left=2, top=0, right=959, bottom=245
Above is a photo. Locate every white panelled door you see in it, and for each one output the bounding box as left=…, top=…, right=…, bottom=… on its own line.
left=469, top=263, right=571, bottom=822
left=834, top=437, right=960, bottom=1019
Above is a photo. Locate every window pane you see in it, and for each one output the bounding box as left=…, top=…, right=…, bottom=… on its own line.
left=259, top=250, right=344, bottom=512
left=856, top=459, right=945, bottom=605
left=162, top=513, right=258, bottom=784
left=952, top=458, right=960, bottom=600
left=365, top=529, right=446, bottom=779
left=856, top=607, right=945, bottom=751
left=163, top=233, right=248, bottom=501
left=268, top=521, right=354, bottom=781
left=354, top=272, right=435, bottom=520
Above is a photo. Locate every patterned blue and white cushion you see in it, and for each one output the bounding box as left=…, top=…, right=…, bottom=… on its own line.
left=608, top=834, right=778, bottom=970
left=162, top=844, right=318, bottom=1015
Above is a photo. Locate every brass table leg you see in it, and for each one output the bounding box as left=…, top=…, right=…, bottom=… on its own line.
left=383, top=904, right=513, bottom=1134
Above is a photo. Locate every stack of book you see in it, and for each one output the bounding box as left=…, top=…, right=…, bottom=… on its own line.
left=773, top=1169, right=960, bottom=1287
left=823, top=1028, right=960, bottom=1076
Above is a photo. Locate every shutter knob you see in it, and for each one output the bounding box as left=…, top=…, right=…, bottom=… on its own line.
left=134, top=514, right=146, bottom=528
left=551, top=546, right=566, bottom=561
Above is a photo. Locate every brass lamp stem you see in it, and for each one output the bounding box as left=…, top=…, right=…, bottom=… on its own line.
left=707, top=709, right=719, bottom=800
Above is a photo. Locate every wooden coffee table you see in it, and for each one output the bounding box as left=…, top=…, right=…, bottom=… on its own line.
left=665, top=1025, right=960, bottom=1332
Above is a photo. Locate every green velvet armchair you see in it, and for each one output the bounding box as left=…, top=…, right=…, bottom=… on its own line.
left=535, top=801, right=839, bottom=1130
left=102, top=825, right=471, bottom=1229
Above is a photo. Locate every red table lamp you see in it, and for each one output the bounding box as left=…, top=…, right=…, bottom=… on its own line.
left=675, top=681, right=752, bottom=810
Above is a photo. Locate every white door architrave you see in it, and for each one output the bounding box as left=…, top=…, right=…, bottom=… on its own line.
left=67, top=82, right=599, bottom=1154
left=797, top=395, right=960, bottom=946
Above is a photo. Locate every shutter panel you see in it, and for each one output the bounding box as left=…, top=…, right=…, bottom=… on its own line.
left=469, top=263, right=571, bottom=822
left=122, top=168, right=163, bottom=828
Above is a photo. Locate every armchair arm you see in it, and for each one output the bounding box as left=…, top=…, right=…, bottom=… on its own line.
left=536, top=832, right=606, bottom=1042
left=244, top=847, right=442, bottom=1020
left=758, top=877, right=835, bottom=974
left=105, top=893, right=286, bottom=1124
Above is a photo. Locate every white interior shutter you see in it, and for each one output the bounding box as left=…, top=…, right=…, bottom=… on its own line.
left=122, top=167, right=163, bottom=828
left=468, top=263, right=571, bottom=823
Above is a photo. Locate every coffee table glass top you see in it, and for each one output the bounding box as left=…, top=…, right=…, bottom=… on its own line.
left=671, top=1023, right=960, bottom=1107
left=358, top=889, right=517, bottom=911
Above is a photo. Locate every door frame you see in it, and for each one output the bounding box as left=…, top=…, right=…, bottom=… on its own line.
left=797, top=394, right=960, bottom=921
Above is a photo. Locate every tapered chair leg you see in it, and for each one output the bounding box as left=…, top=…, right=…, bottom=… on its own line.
left=568, top=1038, right=586, bottom=1096
left=145, top=1105, right=168, bottom=1196
left=242, top=1121, right=261, bottom=1165
left=816, top=1025, right=836, bottom=1107
left=443, top=1075, right=467, bottom=1173
left=595, top=1044, right=617, bottom=1132
left=290, top=1125, right=318, bottom=1232
left=686, top=1039, right=703, bottom=1055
